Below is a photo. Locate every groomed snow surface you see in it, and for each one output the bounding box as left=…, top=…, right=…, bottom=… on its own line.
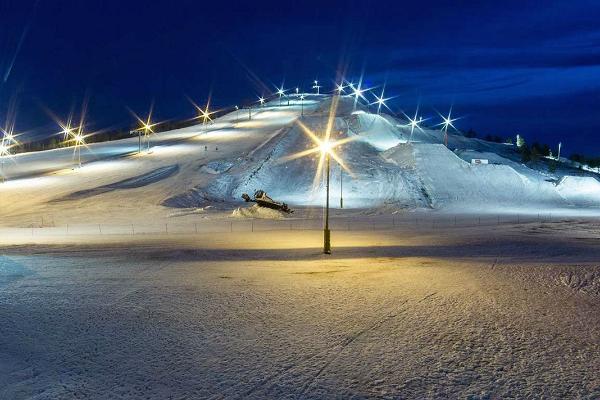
left=1, top=223, right=599, bottom=398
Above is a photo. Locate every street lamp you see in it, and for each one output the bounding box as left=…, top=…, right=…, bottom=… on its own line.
left=276, top=87, right=285, bottom=106
left=402, top=108, right=426, bottom=144
left=131, top=106, right=158, bottom=153
left=74, top=133, right=85, bottom=167
left=351, top=80, right=370, bottom=110
left=437, top=108, right=458, bottom=147
left=371, top=88, right=391, bottom=115
left=300, top=94, right=305, bottom=116
left=321, top=139, right=332, bottom=253
left=258, top=96, right=265, bottom=107
left=0, top=138, right=9, bottom=183
left=278, top=109, right=357, bottom=253
left=340, top=166, right=344, bottom=208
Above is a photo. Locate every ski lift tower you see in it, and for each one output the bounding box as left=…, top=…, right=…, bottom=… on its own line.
left=312, top=80, right=321, bottom=94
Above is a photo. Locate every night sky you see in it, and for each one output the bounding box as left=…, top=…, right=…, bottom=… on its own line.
left=1, top=0, right=600, bottom=154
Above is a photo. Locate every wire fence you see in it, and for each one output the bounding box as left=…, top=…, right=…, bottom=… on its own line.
left=2, top=212, right=594, bottom=238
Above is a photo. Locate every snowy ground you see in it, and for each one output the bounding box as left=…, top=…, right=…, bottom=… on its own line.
left=1, top=221, right=599, bottom=399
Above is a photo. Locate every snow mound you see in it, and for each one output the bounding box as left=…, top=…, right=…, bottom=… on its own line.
left=347, top=111, right=404, bottom=150
left=231, top=204, right=286, bottom=219
left=557, top=176, right=600, bottom=195
left=556, top=176, right=600, bottom=206
left=385, top=143, right=564, bottom=210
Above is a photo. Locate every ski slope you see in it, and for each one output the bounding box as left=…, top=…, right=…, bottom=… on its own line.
left=0, top=95, right=599, bottom=228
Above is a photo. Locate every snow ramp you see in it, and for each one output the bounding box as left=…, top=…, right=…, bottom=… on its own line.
left=385, top=143, right=565, bottom=211
left=556, top=176, right=600, bottom=206
left=346, top=112, right=406, bottom=150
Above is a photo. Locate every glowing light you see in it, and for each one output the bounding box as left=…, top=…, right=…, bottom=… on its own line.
left=258, top=96, right=265, bottom=106
left=371, top=87, right=392, bottom=114
left=350, top=78, right=371, bottom=109
left=436, top=108, right=460, bottom=147
left=401, top=108, right=428, bottom=144
left=437, top=108, right=459, bottom=132
left=335, top=82, right=346, bottom=94
left=319, top=139, right=333, bottom=154
left=279, top=96, right=357, bottom=191
left=74, top=133, right=85, bottom=144
left=189, top=97, right=215, bottom=125
left=276, top=87, right=285, bottom=97
left=130, top=103, right=160, bottom=153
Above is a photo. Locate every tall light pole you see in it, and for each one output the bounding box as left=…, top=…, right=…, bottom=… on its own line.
left=438, top=109, right=458, bottom=148
left=0, top=139, right=8, bottom=183
left=340, top=166, right=343, bottom=209
left=73, top=133, right=85, bottom=167
left=300, top=94, right=305, bottom=116
left=324, top=146, right=331, bottom=254
left=557, top=142, right=562, bottom=161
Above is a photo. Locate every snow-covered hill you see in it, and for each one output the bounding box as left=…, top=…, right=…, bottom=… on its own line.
left=0, top=94, right=599, bottom=227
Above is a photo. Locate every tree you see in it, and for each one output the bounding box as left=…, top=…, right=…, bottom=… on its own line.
left=516, top=134, right=525, bottom=148
left=465, top=128, right=478, bottom=138
left=520, top=144, right=531, bottom=162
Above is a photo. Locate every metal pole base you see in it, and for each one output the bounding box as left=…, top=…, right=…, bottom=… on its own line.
left=323, top=228, right=331, bottom=254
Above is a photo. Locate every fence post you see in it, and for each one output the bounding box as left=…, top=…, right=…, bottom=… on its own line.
left=230, top=221, right=233, bottom=233
left=165, top=223, right=168, bottom=234
left=131, top=224, right=135, bottom=235
left=194, top=223, right=198, bottom=234
left=251, top=220, right=254, bottom=232
left=98, top=224, right=102, bottom=234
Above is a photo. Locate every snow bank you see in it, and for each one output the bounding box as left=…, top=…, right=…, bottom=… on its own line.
left=231, top=204, right=286, bottom=219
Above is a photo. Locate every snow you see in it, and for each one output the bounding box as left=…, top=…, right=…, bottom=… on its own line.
left=0, top=94, right=599, bottom=230
left=1, top=90, right=600, bottom=397
left=231, top=204, right=287, bottom=219
left=1, top=223, right=599, bottom=398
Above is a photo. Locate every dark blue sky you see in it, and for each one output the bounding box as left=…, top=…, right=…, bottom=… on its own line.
left=1, top=0, right=600, bottom=154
